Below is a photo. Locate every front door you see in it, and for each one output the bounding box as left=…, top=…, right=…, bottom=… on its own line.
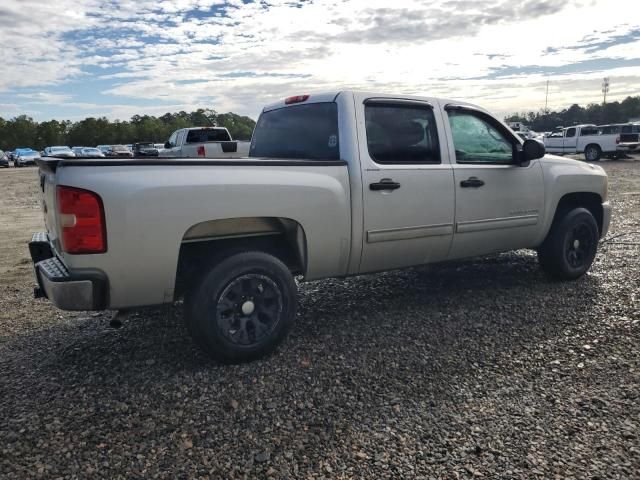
left=563, top=127, right=578, bottom=152
left=443, top=107, right=545, bottom=259
left=357, top=96, right=455, bottom=273
left=544, top=133, right=564, bottom=153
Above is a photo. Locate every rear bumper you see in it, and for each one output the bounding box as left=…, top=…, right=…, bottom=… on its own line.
left=601, top=201, right=612, bottom=239
left=29, top=232, right=108, bottom=311
left=617, top=142, right=639, bottom=152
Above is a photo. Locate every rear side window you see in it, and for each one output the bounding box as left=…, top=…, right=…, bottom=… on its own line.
left=250, top=103, right=339, bottom=160
left=365, top=104, right=440, bottom=164
left=186, top=129, right=232, bottom=143
left=581, top=127, right=599, bottom=136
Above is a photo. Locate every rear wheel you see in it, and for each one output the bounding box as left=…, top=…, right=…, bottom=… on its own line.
left=584, top=144, right=601, bottom=162
left=538, top=207, right=599, bottom=280
left=185, top=251, right=297, bottom=363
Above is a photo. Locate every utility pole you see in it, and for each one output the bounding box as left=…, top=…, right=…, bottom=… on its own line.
left=602, top=77, right=610, bottom=105
left=544, top=79, right=549, bottom=113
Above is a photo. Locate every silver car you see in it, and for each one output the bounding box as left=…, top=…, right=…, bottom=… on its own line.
left=44, top=146, right=76, bottom=158
left=14, top=148, right=40, bottom=167
left=78, top=147, right=106, bottom=158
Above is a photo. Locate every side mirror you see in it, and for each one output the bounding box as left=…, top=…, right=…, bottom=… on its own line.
left=164, top=141, right=171, bottom=149
left=521, top=138, right=545, bottom=163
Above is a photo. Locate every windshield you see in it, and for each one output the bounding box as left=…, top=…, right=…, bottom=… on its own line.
left=112, top=145, right=128, bottom=151
left=51, top=146, right=71, bottom=152
left=83, top=148, right=101, bottom=155
left=137, top=143, right=154, bottom=148
left=250, top=102, right=340, bottom=160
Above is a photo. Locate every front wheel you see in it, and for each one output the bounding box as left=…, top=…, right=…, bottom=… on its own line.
left=185, top=251, right=297, bottom=363
left=538, top=207, right=599, bottom=280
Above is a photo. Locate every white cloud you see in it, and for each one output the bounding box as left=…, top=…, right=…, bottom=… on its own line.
left=1, top=0, right=639, bottom=120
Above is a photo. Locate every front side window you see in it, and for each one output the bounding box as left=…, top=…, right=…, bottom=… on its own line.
left=168, top=131, right=178, bottom=147
left=447, top=111, right=514, bottom=164
left=250, top=102, right=339, bottom=160
left=566, top=128, right=577, bottom=138
left=176, top=130, right=186, bottom=147
left=364, top=103, right=440, bottom=164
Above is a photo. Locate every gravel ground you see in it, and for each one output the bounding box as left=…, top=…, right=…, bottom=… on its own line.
left=0, top=158, right=639, bottom=479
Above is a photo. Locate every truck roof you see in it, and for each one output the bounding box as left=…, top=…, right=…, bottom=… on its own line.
left=181, top=126, right=228, bottom=131
left=262, top=91, right=486, bottom=114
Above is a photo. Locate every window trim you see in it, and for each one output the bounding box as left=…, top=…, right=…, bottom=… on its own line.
left=364, top=101, right=441, bottom=166
left=444, top=104, right=520, bottom=165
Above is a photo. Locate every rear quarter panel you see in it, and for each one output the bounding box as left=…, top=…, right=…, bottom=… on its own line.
left=55, top=163, right=351, bottom=308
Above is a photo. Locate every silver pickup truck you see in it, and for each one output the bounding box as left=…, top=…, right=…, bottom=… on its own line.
left=30, top=91, right=612, bottom=362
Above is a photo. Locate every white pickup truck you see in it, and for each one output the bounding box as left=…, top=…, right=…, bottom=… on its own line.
left=31, top=91, right=611, bottom=362
left=543, top=124, right=619, bottom=161
left=159, top=126, right=250, bottom=158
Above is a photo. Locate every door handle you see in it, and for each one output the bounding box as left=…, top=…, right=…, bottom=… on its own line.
left=370, top=178, right=401, bottom=191
left=460, top=177, right=484, bottom=188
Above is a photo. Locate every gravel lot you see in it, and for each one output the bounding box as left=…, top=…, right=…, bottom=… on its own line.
left=1, top=158, right=639, bottom=479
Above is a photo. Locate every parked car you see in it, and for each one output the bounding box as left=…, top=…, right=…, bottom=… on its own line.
left=44, top=146, right=76, bottom=158
left=96, top=145, right=112, bottom=155
left=72, top=147, right=106, bottom=158
left=159, top=126, right=250, bottom=158
left=80, top=147, right=106, bottom=158
left=107, top=145, right=134, bottom=158
left=14, top=148, right=39, bottom=167
left=31, top=91, right=610, bottom=363
left=131, top=142, right=159, bottom=156
left=543, top=124, right=619, bottom=161
left=0, top=150, right=9, bottom=167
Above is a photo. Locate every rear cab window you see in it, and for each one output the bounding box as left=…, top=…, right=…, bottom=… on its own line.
left=186, top=129, right=232, bottom=143
left=250, top=103, right=340, bottom=160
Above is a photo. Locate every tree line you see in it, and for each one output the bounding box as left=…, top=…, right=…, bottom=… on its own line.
left=0, top=109, right=256, bottom=151
left=505, top=95, right=640, bottom=132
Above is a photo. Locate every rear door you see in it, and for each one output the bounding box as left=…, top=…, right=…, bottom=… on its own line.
left=356, top=95, right=455, bottom=273
left=163, top=129, right=186, bottom=157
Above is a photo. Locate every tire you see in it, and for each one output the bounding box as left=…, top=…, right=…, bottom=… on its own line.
left=537, top=207, right=599, bottom=280
left=185, top=251, right=297, bottom=363
left=584, top=144, right=601, bottom=162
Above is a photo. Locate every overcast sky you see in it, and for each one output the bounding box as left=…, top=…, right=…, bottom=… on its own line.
left=1, top=0, right=639, bottom=121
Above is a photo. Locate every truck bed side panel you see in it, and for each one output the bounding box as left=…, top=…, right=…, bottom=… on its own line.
left=54, top=163, right=350, bottom=308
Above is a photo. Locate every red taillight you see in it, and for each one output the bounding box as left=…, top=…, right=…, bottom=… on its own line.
left=197, top=145, right=205, bottom=156
left=56, top=186, right=107, bottom=254
left=285, top=94, right=310, bottom=105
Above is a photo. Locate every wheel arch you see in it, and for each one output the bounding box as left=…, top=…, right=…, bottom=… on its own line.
left=174, top=216, right=307, bottom=298
left=546, top=192, right=604, bottom=240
